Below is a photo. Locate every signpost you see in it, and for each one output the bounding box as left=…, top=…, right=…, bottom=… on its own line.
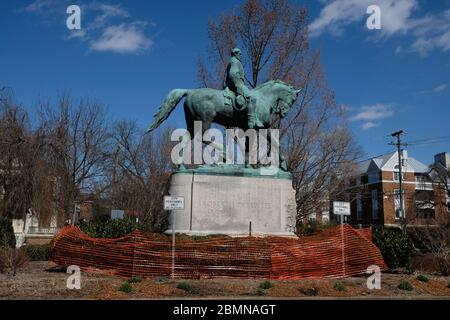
left=164, top=196, right=185, bottom=278
left=333, top=201, right=351, bottom=277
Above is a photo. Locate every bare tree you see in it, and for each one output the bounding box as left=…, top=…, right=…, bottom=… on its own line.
left=198, top=0, right=361, bottom=227
left=38, top=95, right=112, bottom=223
left=430, top=163, right=450, bottom=212
left=0, top=89, right=57, bottom=230
left=108, top=120, right=174, bottom=232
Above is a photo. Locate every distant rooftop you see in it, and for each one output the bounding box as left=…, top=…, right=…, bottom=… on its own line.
left=356, top=151, right=429, bottom=175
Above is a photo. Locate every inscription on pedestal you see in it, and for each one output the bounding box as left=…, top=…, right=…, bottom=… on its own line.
left=168, top=173, right=296, bottom=236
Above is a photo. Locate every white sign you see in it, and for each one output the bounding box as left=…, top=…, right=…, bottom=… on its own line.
left=164, top=196, right=185, bottom=210
left=333, top=201, right=351, bottom=216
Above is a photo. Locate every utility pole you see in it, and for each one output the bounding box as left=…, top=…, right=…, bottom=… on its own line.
left=390, top=130, right=407, bottom=234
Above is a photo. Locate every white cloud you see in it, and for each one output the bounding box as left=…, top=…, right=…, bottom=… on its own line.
left=361, top=122, right=379, bottom=130
left=434, top=83, right=447, bottom=93
left=350, top=103, right=394, bottom=121
left=309, top=0, right=417, bottom=37
left=23, top=0, right=59, bottom=14
left=409, top=10, right=450, bottom=56
left=310, top=0, right=450, bottom=56
left=90, top=23, right=152, bottom=54
left=23, top=1, right=154, bottom=55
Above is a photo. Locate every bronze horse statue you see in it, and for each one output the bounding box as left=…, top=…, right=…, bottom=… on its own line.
left=147, top=80, right=300, bottom=171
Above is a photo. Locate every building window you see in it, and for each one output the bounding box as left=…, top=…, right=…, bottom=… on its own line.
left=356, top=194, right=363, bottom=220
left=394, top=189, right=405, bottom=218
left=415, top=201, right=435, bottom=219
left=415, top=175, right=431, bottom=190
left=393, top=171, right=406, bottom=181
left=371, top=190, right=379, bottom=219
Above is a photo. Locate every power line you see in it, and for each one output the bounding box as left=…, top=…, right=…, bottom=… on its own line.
left=407, top=134, right=450, bottom=146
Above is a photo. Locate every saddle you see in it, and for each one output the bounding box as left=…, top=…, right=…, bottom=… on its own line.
left=223, top=87, right=246, bottom=111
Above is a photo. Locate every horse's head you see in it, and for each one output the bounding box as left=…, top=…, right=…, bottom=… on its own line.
left=263, top=80, right=301, bottom=118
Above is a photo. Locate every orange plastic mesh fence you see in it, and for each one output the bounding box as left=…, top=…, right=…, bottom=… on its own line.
left=49, top=224, right=386, bottom=279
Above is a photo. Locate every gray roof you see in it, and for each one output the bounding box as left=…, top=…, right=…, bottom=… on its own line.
left=406, top=157, right=429, bottom=173
left=356, top=151, right=429, bottom=174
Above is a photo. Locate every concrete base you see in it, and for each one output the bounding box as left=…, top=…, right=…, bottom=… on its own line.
left=166, top=172, right=297, bottom=236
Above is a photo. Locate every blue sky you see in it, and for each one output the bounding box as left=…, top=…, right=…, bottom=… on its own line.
left=1, top=0, right=449, bottom=165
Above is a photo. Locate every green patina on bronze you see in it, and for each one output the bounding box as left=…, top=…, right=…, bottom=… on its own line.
left=147, top=48, right=300, bottom=176
left=177, top=164, right=293, bottom=180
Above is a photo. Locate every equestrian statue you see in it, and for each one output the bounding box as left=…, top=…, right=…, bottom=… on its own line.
left=146, top=48, right=301, bottom=173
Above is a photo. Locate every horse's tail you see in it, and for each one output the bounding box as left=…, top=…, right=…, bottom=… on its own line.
left=146, top=89, right=188, bottom=133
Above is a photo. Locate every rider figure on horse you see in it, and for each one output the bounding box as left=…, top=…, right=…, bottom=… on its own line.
left=225, top=48, right=262, bottom=129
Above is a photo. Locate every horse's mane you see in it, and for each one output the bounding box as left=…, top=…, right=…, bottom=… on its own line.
left=254, top=79, right=294, bottom=91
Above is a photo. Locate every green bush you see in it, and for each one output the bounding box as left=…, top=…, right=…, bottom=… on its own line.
left=118, top=282, right=133, bottom=293
left=0, top=217, right=16, bottom=248
left=416, top=275, right=429, bottom=282
left=76, top=216, right=144, bottom=238
left=258, top=281, right=274, bottom=290
left=177, top=282, right=193, bottom=292
left=128, top=276, right=142, bottom=284
left=333, top=281, right=346, bottom=292
left=373, top=229, right=415, bottom=271
left=398, top=281, right=413, bottom=291
left=22, top=244, right=50, bottom=261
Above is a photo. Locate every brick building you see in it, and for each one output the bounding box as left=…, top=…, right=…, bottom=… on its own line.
left=343, top=151, right=449, bottom=228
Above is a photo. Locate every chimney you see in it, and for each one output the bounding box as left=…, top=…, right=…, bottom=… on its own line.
left=434, top=152, right=450, bottom=170
left=401, top=149, right=408, bottom=166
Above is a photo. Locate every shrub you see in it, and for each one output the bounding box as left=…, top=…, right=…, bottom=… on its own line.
left=258, top=281, right=274, bottom=290
left=77, top=216, right=143, bottom=238
left=373, top=229, right=415, bottom=271
left=398, top=281, right=413, bottom=291
left=177, top=282, right=193, bottom=292
left=118, top=281, right=133, bottom=293
left=416, top=275, right=429, bottom=282
left=0, top=247, right=29, bottom=276
left=22, top=244, right=50, bottom=261
left=0, top=217, right=16, bottom=248
left=333, top=281, right=346, bottom=292
left=128, top=276, right=142, bottom=284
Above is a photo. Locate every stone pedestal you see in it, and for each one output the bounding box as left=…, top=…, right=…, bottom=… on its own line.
left=167, top=172, right=296, bottom=236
